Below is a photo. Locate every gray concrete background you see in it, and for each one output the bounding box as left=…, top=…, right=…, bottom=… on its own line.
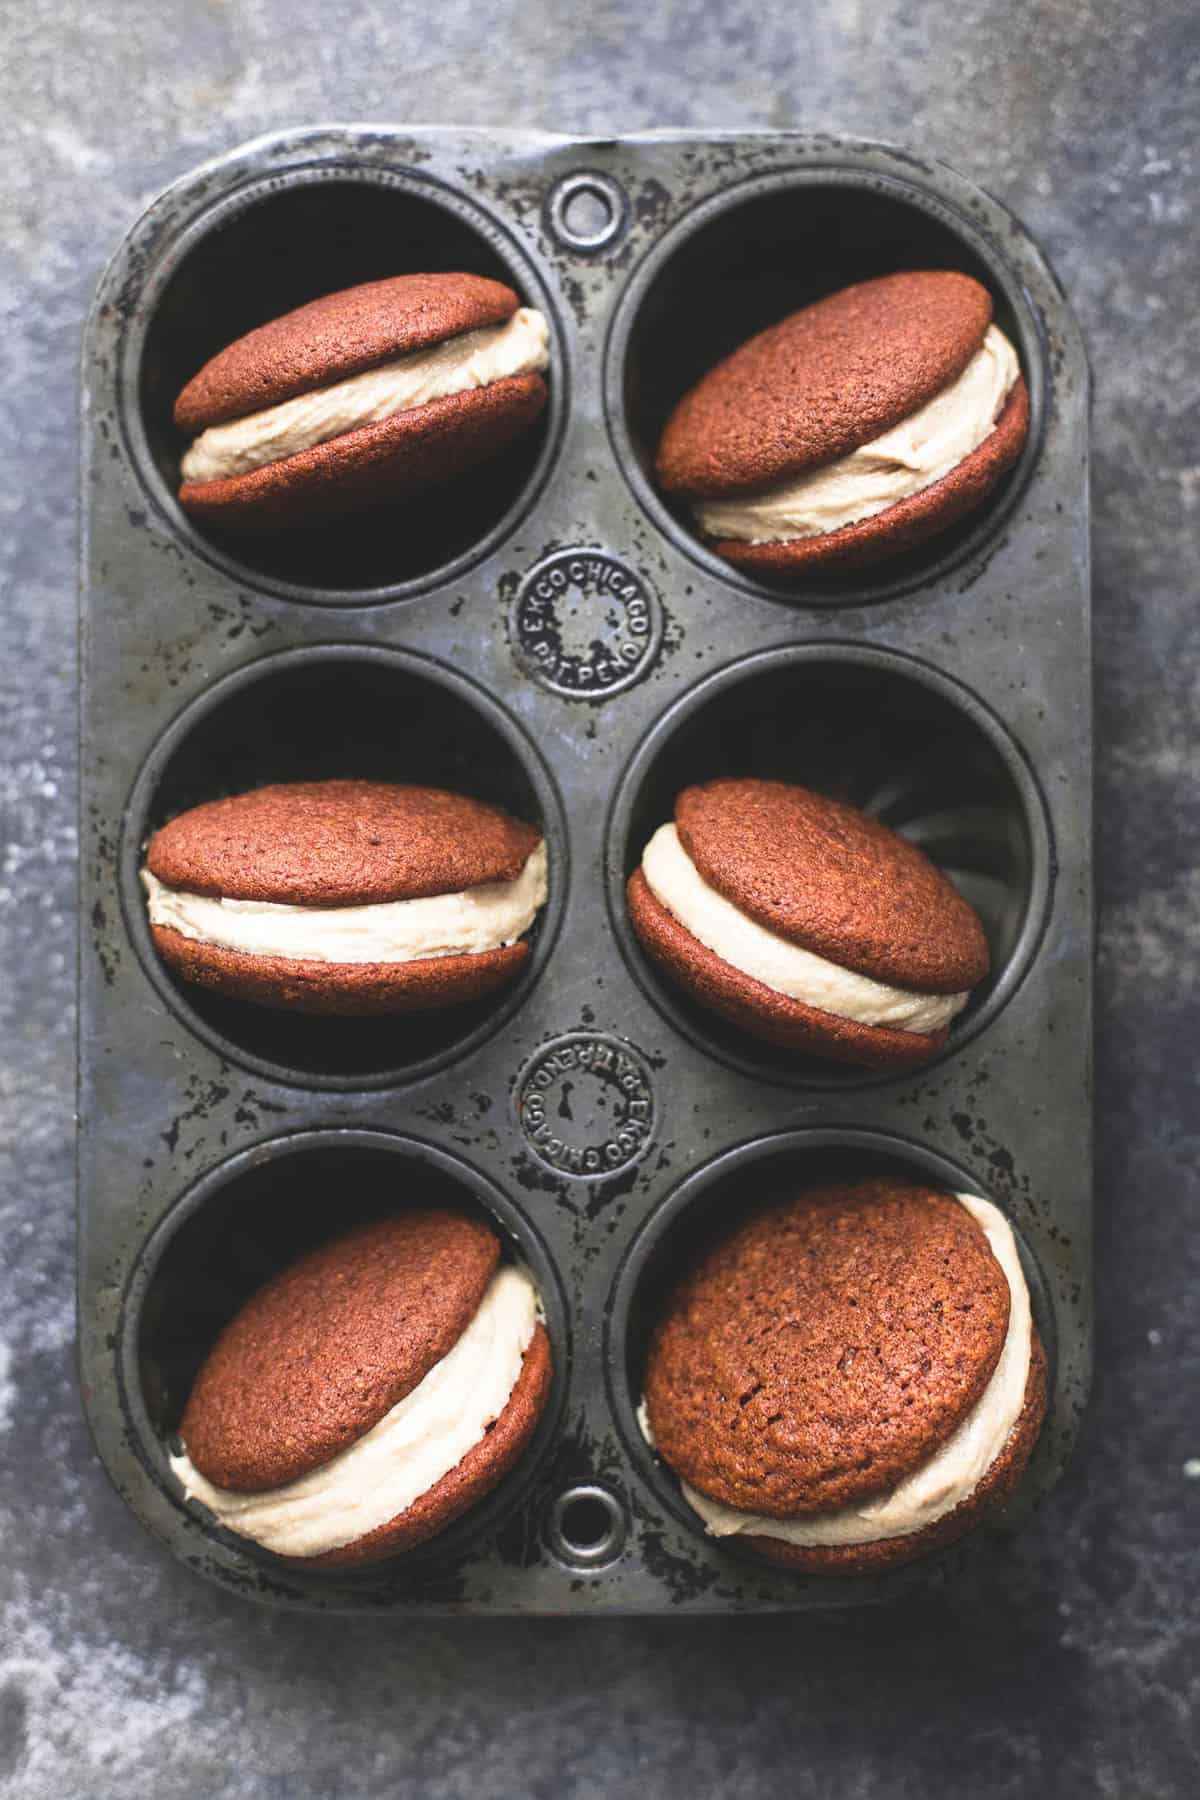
left=2, top=1, right=1197, bottom=1795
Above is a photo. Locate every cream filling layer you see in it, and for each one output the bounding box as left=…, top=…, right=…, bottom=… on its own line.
left=695, top=325, right=1020, bottom=544
left=639, top=1195, right=1031, bottom=1549
left=171, top=1264, right=540, bottom=1558
left=640, top=823, right=967, bottom=1035
left=181, top=306, right=551, bottom=484
left=142, top=840, right=547, bottom=966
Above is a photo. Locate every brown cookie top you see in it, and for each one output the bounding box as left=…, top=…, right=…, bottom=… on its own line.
left=146, top=780, right=542, bottom=907
left=175, top=272, right=521, bottom=433
left=657, top=271, right=994, bottom=498
left=674, top=777, right=988, bottom=993
left=643, top=1179, right=1011, bottom=1517
left=180, top=1210, right=501, bottom=1492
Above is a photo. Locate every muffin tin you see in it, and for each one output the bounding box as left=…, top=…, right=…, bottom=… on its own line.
left=79, top=127, right=1092, bottom=1613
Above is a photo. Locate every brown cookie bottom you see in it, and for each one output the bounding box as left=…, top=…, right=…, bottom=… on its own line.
left=626, top=869, right=946, bottom=1070
left=744, top=1327, right=1048, bottom=1575
left=178, top=372, right=548, bottom=535
left=151, top=923, right=529, bottom=1017
left=712, top=376, right=1029, bottom=577
left=299, top=1323, right=554, bottom=1568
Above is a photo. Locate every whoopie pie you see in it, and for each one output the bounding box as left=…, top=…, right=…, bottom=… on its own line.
left=142, top=779, right=548, bottom=1015
left=174, top=272, right=550, bottom=533
left=640, top=1178, right=1047, bottom=1574
left=627, top=777, right=988, bottom=1069
left=656, top=270, right=1028, bottom=575
left=170, top=1211, right=552, bottom=1565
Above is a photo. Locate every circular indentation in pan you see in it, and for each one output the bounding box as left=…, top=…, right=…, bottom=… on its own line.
left=122, top=645, right=566, bottom=1089
left=606, top=644, right=1051, bottom=1089
left=545, top=171, right=629, bottom=254
left=605, top=1126, right=1056, bottom=1562
left=544, top=1484, right=628, bottom=1568
left=606, top=166, right=1047, bottom=607
left=120, top=1130, right=570, bottom=1580
left=123, top=164, right=566, bottom=605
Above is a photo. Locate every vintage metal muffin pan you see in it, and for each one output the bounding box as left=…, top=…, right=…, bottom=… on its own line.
left=79, top=127, right=1092, bottom=1613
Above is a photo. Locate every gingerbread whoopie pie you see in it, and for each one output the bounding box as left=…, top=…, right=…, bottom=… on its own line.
left=640, top=1178, right=1047, bottom=1575
left=627, top=776, right=988, bottom=1069
left=174, top=272, right=550, bottom=533
left=141, top=779, right=548, bottom=1016
left=170, top=1210, right=553, bottom=1565
left=656, top=270, right=1028, bottom=575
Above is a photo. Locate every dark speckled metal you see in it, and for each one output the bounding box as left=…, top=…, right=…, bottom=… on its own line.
left=79, top=127, right=1091, bottom=1615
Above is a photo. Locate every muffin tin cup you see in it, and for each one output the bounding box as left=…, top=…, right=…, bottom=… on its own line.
left=605, top=641, right=1054, bottom=1091
left=120, top=641, right=569, bottom=1090
left=605, top=162, right=1050, bottom=610
left=121, top=160, right=569, bottom=605
left=80, top=126, right=1091, bottom=1614
left=606, top=1126, right=1060, bottom=1579
left=118, top=1130, right=573, bottom=1600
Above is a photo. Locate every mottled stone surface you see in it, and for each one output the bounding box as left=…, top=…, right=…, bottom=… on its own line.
left=1, top=2, right=1197, bottom=1795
